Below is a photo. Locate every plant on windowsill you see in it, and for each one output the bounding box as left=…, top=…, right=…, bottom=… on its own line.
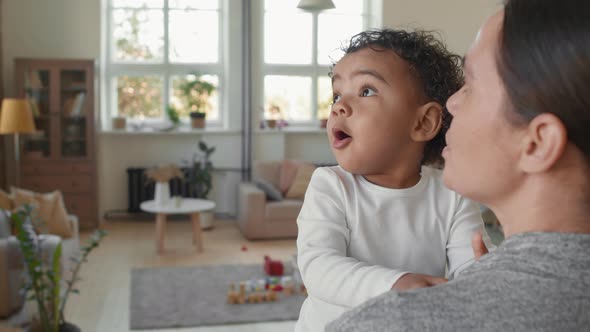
left=9, top=205, right=107, bottom=332
left=176, top=73, right=216, bottom=129
left=186, top=140, right=216, bottom=229
left=166, top=105, right=181, bottom=127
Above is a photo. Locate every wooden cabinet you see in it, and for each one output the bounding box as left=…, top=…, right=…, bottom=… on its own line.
left=15, top=58, right=98, bottom=229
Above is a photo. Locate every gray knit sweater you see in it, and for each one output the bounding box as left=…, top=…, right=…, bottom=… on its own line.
left=327, top=232, right=590, bottom=332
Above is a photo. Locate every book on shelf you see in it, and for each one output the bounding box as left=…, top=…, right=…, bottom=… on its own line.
left=27, top=98, right=40, bottom=117
left=24, top=69, right=43, bottom=89
left=63, top=92, right=86, bottom=117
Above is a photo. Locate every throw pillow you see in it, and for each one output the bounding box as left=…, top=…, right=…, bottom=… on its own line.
left=254, top=179, right=283, bottom=201
left=279, top=160, right=304, bottom=194
left=51, top=191, right=73, bottom=238
left=11, top=187, right=73, bottom=239
left=0, top=189, right=12, bottom=210
left=285, top=163, right=317, bottom=199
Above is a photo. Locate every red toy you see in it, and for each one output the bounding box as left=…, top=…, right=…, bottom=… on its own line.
left=264, top=255, right=286, bottom=276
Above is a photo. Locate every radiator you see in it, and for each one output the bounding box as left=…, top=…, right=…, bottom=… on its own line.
left=126, top=167, right=197, bottom=213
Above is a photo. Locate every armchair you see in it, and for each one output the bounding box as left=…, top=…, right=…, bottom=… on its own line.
left=0, top=211, right=80, bottom=318
left=237, top=161, right=303, bottom=240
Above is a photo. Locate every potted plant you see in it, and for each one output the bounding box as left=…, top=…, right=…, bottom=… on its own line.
left=166, top=105, right=181, bottom=127
left=9, top=206, right=107, bottom=332
left=176, top=74, right=216, bottom=129
left=187, top=140, right=216, bottom=229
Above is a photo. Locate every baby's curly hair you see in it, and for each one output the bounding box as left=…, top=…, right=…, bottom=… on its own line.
left=336, top=29, right=463, bottom=166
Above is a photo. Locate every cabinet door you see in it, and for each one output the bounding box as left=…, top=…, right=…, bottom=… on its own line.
left=60, top=69, right=89, bottom=158
left=20, top=67, right=52, bottom=159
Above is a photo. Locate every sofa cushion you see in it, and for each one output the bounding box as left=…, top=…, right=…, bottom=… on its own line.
left=279, top=160, right=304, bottom=194
left=254, top=179, right=283, bottom=201
left=265, top=200, right=304, bottom=221
left=285, top=163, right=317, bottom=199
left=253, top=160, right=282, bottom=188
left=11, top=188, right=73, bottom=239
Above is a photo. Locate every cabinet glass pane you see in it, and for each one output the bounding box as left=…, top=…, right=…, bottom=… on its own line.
left=61, top=70, right=87, bottom=117
left=23, top=124, right=50, bottom=159
left=61, top=117, right=87, bottom=157
left=22, top=68, right=51, bottom=159
left=61, top=70, right=88, bottom=158
left=23, top=69, right=50, bottom=117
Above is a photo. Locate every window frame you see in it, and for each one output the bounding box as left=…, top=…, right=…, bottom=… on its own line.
left=103, top=0, right=226, bottom=128
left=255, top=0, right=376, bottom=127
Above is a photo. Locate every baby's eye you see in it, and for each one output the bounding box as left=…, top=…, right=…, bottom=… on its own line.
left=361, top=88, right=376, bottom=97
left=332, top=94, right=341, bottom=104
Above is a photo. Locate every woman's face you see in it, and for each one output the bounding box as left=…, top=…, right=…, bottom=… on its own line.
left=443, top=11, right=526, bottom=206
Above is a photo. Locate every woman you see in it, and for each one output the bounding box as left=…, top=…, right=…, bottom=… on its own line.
left=327, top=0, right=590, bottom=330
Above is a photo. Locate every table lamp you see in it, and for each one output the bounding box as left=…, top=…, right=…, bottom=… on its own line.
left=0, top=98, right=36, bottom=186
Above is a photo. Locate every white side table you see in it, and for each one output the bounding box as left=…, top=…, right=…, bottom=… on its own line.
left=140, top=198, right=216, bottom=254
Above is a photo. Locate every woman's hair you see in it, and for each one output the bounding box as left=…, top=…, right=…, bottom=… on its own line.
left=498, top=0, right=590, bottom=161
left=336, top=29, right=463, bottom=166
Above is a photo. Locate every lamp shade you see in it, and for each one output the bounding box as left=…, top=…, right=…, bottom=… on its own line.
left=297, top=0, right=335, bottom=11
left=0, top=98, right=36, bottom=134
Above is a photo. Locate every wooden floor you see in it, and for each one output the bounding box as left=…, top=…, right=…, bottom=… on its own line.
left=2, top=218, right=298, bottom=332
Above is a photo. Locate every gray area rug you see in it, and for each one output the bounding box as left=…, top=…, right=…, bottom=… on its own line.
left=130, top=264, right=306, bottom=329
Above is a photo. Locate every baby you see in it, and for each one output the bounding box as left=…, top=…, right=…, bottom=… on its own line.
left=296, top=29, right=490, bottom=331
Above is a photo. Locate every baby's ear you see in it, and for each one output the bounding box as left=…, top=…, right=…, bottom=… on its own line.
left=411, top=102, right=443, bottom=142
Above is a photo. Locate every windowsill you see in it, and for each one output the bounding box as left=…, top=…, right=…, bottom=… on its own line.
left=99, top=127, right=242, bottom=136
left=255, top=127, right=327, bottom=134
left=99, top=126, right=327, bottom=136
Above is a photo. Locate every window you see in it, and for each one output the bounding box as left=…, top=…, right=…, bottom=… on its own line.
left=259, top=0, right=373, bottom=124
left=105, top=0, right=224, bottom=126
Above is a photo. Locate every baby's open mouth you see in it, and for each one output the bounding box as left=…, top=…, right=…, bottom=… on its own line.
left=332, top=128, right=352, bottom=149
left=334, top=129, right=351, bottom=140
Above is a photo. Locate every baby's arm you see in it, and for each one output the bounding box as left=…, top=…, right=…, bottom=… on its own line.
left=297, top=168, right=405, bottom=308
left=446, top=196, right=493, bottom=279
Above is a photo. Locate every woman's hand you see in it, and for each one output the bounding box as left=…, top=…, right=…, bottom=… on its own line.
left=392, top=273, right=448, bottom=291
left=471, top=231, right=489, bottom=260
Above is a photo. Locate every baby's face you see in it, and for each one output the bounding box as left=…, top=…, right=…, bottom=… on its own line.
left=329, top=47, right=424, bottom=175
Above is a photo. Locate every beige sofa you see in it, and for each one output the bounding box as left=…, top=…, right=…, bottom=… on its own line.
left=237, top=161, right=303, bottom=240
left=0, top=210, right=80, bottom=318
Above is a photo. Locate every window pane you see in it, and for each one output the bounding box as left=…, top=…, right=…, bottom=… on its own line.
left=317, top=76, right=332, bottom=120
left=112, top=0, right=163, bottom=8
left=264, top=0, right=299, bottom=12
left=326, top=0, right=364, bottom=14
left=265, top=13, right=312, bottom=64
left=170, top=0, right=218, bottom=10
left=116, top=75, right=162, bottom=118
left=169, top=10, right=219, bottom=63
left=170, top=74, right=219, bottom=120
left=264, top=76, right=312, bottom=121
left=318, top=14, right=363, bottom=65
left=113, top=9, right=164, bottom=61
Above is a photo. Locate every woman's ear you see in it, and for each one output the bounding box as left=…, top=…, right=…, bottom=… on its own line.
left=411, top=102, right=443, bottom=142
left=518, top=113, right=568, bottom=173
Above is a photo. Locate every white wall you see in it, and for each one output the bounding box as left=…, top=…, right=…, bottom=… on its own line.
left=382, top=0, right=500, bottom=55
left=2, top=0, right=500, bottom=221
left=2, top=0, right=101, bottom=97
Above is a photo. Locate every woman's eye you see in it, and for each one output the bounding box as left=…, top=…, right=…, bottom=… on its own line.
left=361, top=88, right=376, bottom=97
left=332, top=95, right=341, bottom=104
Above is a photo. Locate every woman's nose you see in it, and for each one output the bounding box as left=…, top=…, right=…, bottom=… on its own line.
left=446, top=89, right=460, bottom=116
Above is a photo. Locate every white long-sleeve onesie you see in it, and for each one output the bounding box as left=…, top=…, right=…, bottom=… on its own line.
left=295, top=166, right=488, bottom=331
